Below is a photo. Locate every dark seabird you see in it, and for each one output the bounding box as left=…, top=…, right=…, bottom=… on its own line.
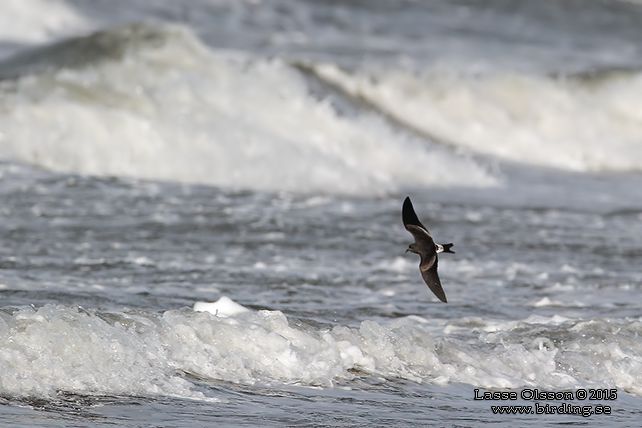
left=402, top=196, right=454, bottom=303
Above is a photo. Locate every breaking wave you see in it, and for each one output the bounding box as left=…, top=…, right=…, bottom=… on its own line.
left=309, top=63, right=642, bottom=173
left=1, top=302, right=640, bottom=401
left=0, top=23, right=494, bottom=195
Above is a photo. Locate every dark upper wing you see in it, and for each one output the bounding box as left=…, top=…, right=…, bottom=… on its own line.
left=403, top=196, right=435, bottom=250
left=420, top=258, right=447, bottom=303
left=402, top=196, right=431, bottom=237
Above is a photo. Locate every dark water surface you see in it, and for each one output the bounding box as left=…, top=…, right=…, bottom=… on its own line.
left=1, top=1, right=642, bottom=426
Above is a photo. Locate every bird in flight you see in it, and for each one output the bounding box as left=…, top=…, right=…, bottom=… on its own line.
left=402, top=196, right=454, bottom=303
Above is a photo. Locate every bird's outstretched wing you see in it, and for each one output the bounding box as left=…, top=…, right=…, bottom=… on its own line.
left=402, top=197, right=431, bottom=236
left=403, top=197, right=435, bottom=249
left=420, top=258, right=447, bottom=303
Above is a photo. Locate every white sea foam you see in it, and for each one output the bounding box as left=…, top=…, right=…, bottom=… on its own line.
left=311, top=64, right=642, bottom=173
left=0, top=305, right=204, bottom=400
left=193, top=296, right=250, bottom=317
left=1, top=302, right=640, bottom=400
left=0, top=0, right=90, bottom=54
left=0, top=24, right=494, bottom=195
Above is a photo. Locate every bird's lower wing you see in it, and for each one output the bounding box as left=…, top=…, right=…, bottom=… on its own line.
left=421, top=265, right=447, bottom=303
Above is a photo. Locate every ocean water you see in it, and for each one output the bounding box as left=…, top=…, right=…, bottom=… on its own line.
left=1, top=1, right=642, bottom=426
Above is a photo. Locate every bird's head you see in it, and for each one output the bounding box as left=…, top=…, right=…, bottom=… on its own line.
left=406, top=243, right=419, bottom=255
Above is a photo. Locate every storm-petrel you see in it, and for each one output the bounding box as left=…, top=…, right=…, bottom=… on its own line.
left=402, top=196, right=454, bottom=303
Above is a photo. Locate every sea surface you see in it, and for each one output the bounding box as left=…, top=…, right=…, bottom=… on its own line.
left=1, top=1, right=642, bottom=426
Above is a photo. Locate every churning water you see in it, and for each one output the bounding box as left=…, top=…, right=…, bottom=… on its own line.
left=0, top=1, right=641, bottom=426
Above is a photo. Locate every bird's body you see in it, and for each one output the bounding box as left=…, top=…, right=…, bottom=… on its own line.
left=402, top=196, right=454, bottom=303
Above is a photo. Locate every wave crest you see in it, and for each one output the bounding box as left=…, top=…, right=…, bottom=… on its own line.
left=310, top=64, right=642, bottom=173
left=0, top=23, right=494, bottom=195
left=1, top=304, right=640, bottom=400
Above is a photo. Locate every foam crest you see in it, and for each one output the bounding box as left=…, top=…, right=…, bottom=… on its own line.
left=0, top=305, right=202, bottom=400
left=0, top=0, right=90, bottom=53
left=0, top=23, right=494, bottom=195
left=312, top=64, right=642, bottom=173
left=193, top=296, right=250, bottom=317
left=1, top=303, right=640, bottom=400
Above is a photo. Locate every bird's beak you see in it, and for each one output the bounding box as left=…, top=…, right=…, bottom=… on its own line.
left=405, top=249, right=409, bottom=253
